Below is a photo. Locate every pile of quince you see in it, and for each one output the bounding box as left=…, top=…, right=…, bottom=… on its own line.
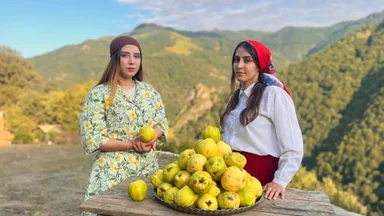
left=150, top=126, right=263, bottom=210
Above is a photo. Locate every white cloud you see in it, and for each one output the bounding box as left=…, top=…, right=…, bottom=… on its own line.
left=117, top=0, right=384, bottom=31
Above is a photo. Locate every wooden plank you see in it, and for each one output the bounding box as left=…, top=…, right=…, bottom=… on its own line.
left=83, top=197, right=288, bottom=216
left=254, top=199, right=335, bottom=216
left=281, top=189, right=330, bottom=203
left=80, top=177, right=335, bottom=216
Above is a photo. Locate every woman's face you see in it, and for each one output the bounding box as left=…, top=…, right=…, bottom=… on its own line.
left=233, top=46, right=259, bottom=89
left=119, top=44, right=141, bottom=79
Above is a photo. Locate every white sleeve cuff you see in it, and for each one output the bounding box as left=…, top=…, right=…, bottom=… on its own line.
left=272, top=177, right=288, bottom=188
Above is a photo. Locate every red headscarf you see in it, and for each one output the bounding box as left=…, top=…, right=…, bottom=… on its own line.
left=245, top=40, right=291, bottom=95
left=246, top=40, right=276, bottom=75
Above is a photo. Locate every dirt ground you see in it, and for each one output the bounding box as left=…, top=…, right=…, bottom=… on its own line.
left=0, top=144, right=94, bottom=216
left=0, top=145, right=179, bottom=216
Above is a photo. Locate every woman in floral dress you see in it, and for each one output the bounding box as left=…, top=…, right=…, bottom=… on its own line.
left=79, top=36, right=168, bottom=215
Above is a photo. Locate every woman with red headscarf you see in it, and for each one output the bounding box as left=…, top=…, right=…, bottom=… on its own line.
left=220, top=40, right=303, bottom=200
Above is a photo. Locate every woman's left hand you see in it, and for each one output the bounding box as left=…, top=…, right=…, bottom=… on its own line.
left=148, top=139, right=157, bottom=150
left=131, top=138, right=152, bottom=152
left=148, top=126, right=164, bottom=150
left=263, top=182, right=285, bottom=200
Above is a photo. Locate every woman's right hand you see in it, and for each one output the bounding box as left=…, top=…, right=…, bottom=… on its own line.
left=131, top=137, right=153, bottom=153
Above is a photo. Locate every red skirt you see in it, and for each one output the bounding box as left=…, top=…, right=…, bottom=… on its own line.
left=234, top=151, right=279, bottom=186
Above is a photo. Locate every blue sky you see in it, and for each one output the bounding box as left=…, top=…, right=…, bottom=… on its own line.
left=1, top=0, right=384, bottom=58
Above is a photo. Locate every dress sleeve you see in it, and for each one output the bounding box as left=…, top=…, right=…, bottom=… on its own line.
left=270, top=88, right=304, bottom=187
left=79, top=87, right=109, bottom=154
left=153, top=91, right=169, bottom=147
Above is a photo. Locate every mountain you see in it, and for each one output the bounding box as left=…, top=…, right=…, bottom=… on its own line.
left=28, top=10, right=384, bottom=90
left=281, top=21, right=384, bottom=214
left=137, top=10, right=384, bottom=61
left=263, top=10, right=384, bottom=60
left=27, top=37, right=112, bottom=90
left=27, top=11, right=384, bottom=128
left=306, top=10, right=384, bottom=55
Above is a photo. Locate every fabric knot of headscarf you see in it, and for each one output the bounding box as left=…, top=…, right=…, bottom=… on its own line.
left=245, top=40, right=291, bottom=96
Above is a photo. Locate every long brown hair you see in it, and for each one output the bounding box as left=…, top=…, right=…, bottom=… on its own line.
left=220, top=42, right=266, bottom=128
left=96, top=47, right=144, bottom=108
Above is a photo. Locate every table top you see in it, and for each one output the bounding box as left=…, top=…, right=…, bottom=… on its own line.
left=80, top=176, right=336, bottom=216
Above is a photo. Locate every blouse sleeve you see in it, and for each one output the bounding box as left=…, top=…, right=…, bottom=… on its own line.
left=270, top=87, right=304, bottom=187
left=79, top=87, right=109, bottom=154
left=153, top=91, right=169, bottom=147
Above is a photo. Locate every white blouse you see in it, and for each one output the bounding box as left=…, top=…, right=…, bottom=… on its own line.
left=223, top=83, right=303, bottom=187
left=124, top=85, right=136, bottom=99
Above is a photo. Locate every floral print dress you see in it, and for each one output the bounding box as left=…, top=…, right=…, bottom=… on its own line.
left=79, top=81, right=168, bottom=215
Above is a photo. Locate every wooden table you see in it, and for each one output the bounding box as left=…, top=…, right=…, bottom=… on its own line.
left=80, top=176, right=336, bottom=216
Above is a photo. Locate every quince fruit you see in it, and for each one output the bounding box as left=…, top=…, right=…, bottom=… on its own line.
left=128, top=179, right=148, bottom=202
left=197, top=194, right=218, bottom=210
left=174, top=170, right=191, bottom=189
left=156, top=182, right=173, bottom=198
left=247, top=176, right=263, bottom=198
left=202, top=125, right=221, bottom=143
left=224, top=152, right=247, bottom=169
left=188, top=171, right=213, bottom=194
left=241, top=169, right=251, bottom=182
left=139, top=126, right=155, bottom=142
left=195, top=138, right=219, bottom=159
left=205, top=156, right=227, bottom=181
left=186, top=153, right=207, bottom=174
left=150, top=169, right=164, bottom=188
left=218, top=191, right=240, bottom=209
left=206, top=183, right=221, bottom=197
left=220, top=166, right=246, bottom=192
left=163, top=187, right=179, bottom=204
left=163, top=162, right=181, bottom=184
left=237, top=185, right=256, bottom=206
left=177, top=148, right=195, bottom=170
left=174, top=185, right=198, bottom=207
left=217, top=140, right=232, bottom=156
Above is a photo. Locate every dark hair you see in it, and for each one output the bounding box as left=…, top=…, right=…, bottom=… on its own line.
left=220, top=41, right=266, bottom=128
left=96, top=46, right=143, bottom=109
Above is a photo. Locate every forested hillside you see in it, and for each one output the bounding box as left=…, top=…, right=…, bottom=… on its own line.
left=314, top=24, right=384, bottom=214
left=0, top=47, right=51, bottom=143
left=275, top=22, right=384, bottom=215
left=0, top=47, right=94, bottom=143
